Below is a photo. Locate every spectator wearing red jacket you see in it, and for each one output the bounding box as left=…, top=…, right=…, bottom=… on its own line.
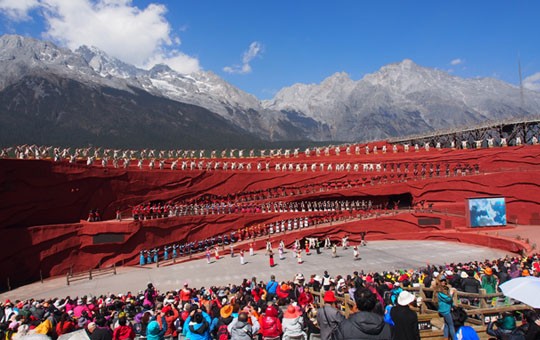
left=259, top=305, right=282, bottom=339
left=180, top=283, right=192, bottom=303
left=56, top=313, right=76, bottom=336
left=162, top=304, right=180, bottom=338
left=113, top=317, right=135, bottom=340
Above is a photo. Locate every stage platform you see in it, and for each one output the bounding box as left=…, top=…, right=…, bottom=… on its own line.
left=0, top=240, right=513, bottom=301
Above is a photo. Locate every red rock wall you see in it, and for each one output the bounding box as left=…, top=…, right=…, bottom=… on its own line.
left=1, top=145, right=539, bottom=290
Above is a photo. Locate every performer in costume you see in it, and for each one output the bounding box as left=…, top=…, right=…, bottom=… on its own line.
left=139, top=251, right=145, bottom=266
left=353, top=245, right=360, bottom=260
left=268, top=249, right=275, bottom=267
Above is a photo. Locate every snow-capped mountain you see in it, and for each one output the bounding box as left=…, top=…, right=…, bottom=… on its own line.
left=74, top=41, right=329, bottom=140
left=0, top=34, right=327, bottom=143
left=1, top=34, right=539, bottom=145
left=264, top=59, right=540, bottom=141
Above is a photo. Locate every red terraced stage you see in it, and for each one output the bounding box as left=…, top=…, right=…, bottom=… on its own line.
left=1, top=144, right=539, bottom=290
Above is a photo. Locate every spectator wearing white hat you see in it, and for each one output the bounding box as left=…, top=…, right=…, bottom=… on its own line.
left=390, top=291, right=420, bottom=340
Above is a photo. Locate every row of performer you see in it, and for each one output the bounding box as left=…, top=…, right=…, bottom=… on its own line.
left=3, top=135, right=535, bottom=162
left=139, top=234, right=368, bottom=265
left=131, top=199, right=374, bottom=220
left=76, top=157, right=481, bottom=174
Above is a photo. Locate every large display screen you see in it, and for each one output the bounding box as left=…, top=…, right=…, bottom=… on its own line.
left=468, top=197, right=507, bottom=227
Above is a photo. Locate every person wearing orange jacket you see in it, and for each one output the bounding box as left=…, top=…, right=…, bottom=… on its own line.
left=162, top=304, right=179, bottom=340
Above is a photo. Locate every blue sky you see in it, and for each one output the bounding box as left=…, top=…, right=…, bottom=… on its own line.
left=1, top=0, right=539, bottom=98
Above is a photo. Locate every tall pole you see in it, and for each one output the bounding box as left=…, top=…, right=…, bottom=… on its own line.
left=518, top=55, right=524, bottom=109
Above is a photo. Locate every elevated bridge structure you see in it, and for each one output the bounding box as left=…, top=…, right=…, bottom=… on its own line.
left=388, top=116, right=540, bottom=149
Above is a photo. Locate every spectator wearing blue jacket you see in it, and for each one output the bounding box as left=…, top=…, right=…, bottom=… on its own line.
left=183, top=307, right=212, bottom=340
left=435, top=276, right=456, bottom=340
left=266, top=275, right=279, bottom=301
left=147, top=314, right=167, bottom=340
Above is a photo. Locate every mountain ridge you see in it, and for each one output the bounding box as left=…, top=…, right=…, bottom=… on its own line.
left=1, top=34, right=539, bottom=145
left=265, top=59, right=540, bottom=140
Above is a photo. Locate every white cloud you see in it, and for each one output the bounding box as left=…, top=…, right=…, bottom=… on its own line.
left=144, top=51, right=200, bottom=75
left=450, top=58, right=463, bottom=66
left=0, top=0, right=39, bottom=21
left=223, top=41, right=263, bottom=74
left=524, top=72, right=540, bottom=91
left=1, top=0, right=200, bottom=74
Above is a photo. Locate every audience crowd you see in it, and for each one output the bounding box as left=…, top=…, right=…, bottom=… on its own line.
left=2, top=253, right=540, bottom=340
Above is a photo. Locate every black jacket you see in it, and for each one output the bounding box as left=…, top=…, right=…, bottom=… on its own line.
left=338, top=311, right=392, bottom=340
left=461, top=278, right=480, bottom=293
left=390, top=305, right=419, bottom=340
left=90, top=327, right=113, bottom=340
